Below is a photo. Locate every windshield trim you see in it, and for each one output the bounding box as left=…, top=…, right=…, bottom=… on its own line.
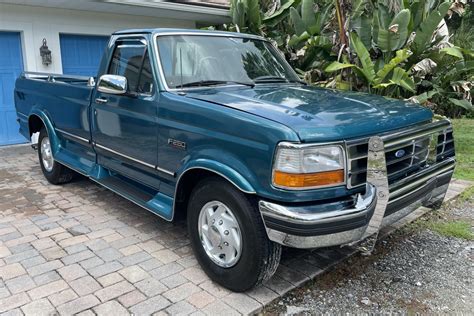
left=152, top=32, right=300, bottom=92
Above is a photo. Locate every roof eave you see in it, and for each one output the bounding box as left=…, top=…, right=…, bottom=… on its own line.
left=102, top=0, right=230, bottom=17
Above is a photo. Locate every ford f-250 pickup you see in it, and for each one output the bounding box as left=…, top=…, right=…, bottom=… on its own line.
left=14, top=28, right=455, bottom=292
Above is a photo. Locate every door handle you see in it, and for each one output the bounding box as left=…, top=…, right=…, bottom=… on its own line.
left=95, top=97, right=108, bottom=104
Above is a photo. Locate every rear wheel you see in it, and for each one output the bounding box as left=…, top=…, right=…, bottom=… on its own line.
left=187, top=177, right=281, bottom=292
left=38, top=127, right=75, bottom=185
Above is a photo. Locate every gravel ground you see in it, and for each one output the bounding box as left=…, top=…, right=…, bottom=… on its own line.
left=263, top=192, right=474, bottom=315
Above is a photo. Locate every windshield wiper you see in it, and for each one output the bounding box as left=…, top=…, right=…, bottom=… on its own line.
left=254, top=76, right=307, bottom=85
left=175, top=80, right=255, bottom=89
left=254, top=76, right=287, bottom=82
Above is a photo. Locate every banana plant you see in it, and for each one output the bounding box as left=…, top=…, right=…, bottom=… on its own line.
left=287, top=0, right=334, bottom=47
left=229, top=0, right=262, bottom=34
left=276, top=0, right=335, bottom=83
left=263, top=0, right=297, bottom=28
left=412, top=46, right=474, bottom=113
left=411, top=1, right=452, bottom=57
left=377, top=9, right=411, bottom=52
left=325, top=33, right=415, bottom=93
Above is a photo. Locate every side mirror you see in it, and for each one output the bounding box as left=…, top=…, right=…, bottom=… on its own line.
left=97, top=74, right=127, bottom=95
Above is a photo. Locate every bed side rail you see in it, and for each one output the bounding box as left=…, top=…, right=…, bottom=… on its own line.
left=20, top=71, right=96, bottom=86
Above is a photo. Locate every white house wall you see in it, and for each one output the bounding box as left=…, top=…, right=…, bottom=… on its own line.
left=0, top=3, right=196, bottom=74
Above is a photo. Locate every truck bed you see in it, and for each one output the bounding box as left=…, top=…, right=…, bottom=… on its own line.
left=15, top=72, right=95, bottom=143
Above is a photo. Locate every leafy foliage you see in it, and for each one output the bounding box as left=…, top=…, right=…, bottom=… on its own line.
left=451, top=2, right=474, bottom=50
left=412, top=46, right=474, bottom=116
left=228, top=0, right=262, bottom=33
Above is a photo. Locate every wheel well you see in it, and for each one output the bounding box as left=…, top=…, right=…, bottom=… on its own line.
left=28, top=115, right=44, bottom=136
left=173, top=169, right=247, bottom=221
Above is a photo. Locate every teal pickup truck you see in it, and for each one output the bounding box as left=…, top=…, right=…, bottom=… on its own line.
left=14, top=28, right=455, bottom=291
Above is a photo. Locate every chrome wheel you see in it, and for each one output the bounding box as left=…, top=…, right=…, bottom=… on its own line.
left=40, top=136, right=54, bottom=172
left=198, top=201, right=242, bottom=268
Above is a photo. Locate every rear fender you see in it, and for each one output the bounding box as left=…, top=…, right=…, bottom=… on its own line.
left=28, top=109, right=60, bottom=156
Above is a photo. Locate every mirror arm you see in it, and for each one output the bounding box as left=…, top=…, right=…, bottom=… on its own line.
left=125, top=91, right=139, bottom=98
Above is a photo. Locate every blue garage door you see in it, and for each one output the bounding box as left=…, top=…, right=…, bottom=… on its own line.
left=0, top=32, right=25, bottom=146
left=60, top=34, right=109, bottom=76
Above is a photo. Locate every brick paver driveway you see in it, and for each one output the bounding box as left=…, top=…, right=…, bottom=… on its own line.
left=0, top=145, right=470, bottom=315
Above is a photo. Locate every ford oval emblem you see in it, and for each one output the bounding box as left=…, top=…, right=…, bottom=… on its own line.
left=395, top=149, right=406, bottom=158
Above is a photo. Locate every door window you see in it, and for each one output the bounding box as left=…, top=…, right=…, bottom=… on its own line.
left=108, top=43, right=154, bottom=95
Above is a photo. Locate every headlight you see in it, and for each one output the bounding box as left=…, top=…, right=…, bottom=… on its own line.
left=272, top=143, right=345, bottom=189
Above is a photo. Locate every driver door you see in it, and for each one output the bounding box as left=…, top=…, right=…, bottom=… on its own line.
left=91, top=38, right=161, bottom=189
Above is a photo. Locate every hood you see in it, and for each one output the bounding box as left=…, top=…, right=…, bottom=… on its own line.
left=184, top=85, right=433, bottom=142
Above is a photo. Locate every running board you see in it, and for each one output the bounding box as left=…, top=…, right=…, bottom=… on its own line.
left=94, top=174, right=173, bottom=221
left=53, top=147, right=174, bottom=221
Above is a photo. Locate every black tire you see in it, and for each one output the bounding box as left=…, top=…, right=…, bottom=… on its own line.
left=187, top=177, right=281, bottom=292
left=38, top=127, right=75, bottom=185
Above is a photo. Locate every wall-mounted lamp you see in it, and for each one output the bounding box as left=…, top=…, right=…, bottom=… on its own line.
left=40, top=38, right=52, bottom=66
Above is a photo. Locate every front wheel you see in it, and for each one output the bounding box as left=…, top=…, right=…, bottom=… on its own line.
left=187, top=177, right=281, bottom=292
left=38, top=127, right=75, bottom=185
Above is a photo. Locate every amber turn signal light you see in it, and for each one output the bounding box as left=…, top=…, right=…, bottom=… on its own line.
left=273, top=169, right=344, bottom=188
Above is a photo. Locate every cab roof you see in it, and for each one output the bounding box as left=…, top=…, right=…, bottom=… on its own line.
left=112, top=28, right=265, bottom=41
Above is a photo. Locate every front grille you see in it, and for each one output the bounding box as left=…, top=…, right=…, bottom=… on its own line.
left=347, top=122, right=455, bottom=188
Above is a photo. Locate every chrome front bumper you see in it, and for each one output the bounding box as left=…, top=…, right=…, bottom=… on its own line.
left=260, top=132, right=455, bottom=249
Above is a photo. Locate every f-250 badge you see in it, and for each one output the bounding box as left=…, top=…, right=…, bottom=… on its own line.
left=168, top=138, right=186, bottom=150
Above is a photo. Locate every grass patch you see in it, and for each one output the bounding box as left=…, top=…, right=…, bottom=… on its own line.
left=405, top=184, right=473, bottom=239
left=405, top=216, right=474, bottom=241
left=428, top=220, right=473, bottom=240
left=458, top=185, right=474, bottom=202
left=452, top=119, right=474, bottom=181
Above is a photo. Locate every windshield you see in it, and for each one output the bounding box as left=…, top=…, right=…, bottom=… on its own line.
left=156, top=35, right=300, bottom=89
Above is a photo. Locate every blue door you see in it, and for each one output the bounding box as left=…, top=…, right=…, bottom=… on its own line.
left=0, top=32, right=25, bottom=146
left=60, top=34, right=109, bottom=76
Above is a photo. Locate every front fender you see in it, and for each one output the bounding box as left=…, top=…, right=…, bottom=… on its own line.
left=177, top=158, right=256, bottom=194
left=29, top=108, right=61, bottom=156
